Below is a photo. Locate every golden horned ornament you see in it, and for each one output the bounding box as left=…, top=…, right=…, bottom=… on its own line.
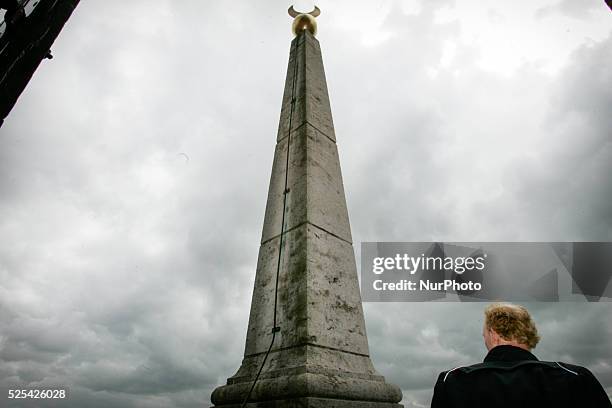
left=288, top=5, right=320, bottom=36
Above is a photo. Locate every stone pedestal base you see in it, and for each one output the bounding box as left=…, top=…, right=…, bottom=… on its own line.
left=212, top=397, right=403, bottom=408
left=211, top=367, right=403, bottom=408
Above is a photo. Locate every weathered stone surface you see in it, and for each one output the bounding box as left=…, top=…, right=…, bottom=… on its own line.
left=214, top=397, right=402, bottom=408
left=211, top=28, right=402, bottom=408
left=261, top=123, right=352, bottom=246
left=212, top=372, right=402, bottom=405
left=277, top=31, right=336, bottom=142
left=228, top=344, right=382, bottom=385
left=242, top=224, right=367, bottom=357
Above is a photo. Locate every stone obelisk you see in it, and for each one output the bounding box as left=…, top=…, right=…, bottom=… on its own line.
left=211, top=7, right=403, bottom=408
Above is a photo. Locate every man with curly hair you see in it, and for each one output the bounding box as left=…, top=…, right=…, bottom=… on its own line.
left=431, top=302, right=611, bottom=407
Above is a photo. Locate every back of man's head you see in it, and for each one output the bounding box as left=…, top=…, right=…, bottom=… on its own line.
left=483, top=303, right=541, bottom=350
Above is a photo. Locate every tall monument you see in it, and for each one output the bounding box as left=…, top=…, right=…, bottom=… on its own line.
left=211, top=7, right=403, bottom=408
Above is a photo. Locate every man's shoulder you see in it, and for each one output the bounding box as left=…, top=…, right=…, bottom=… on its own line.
left=435, top=364, right=475, bottom=385
left=436, top=362, right=476, bottom=384
left=553, top=362, right=594, bottom=376
left=437, top=360, right=591, bottom=383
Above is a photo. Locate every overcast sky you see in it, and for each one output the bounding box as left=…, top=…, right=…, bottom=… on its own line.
left=0, top=1, right=611, bottom=407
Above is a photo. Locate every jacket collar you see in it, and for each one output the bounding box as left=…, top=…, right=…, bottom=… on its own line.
left=484, top=345, right=538, bottom=363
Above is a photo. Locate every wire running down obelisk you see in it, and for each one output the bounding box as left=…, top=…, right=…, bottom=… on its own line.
left=211, top=7, right=403, bottom=407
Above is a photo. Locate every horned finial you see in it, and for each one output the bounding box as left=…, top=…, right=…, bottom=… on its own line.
left=288, top=5, right=320, bottom=36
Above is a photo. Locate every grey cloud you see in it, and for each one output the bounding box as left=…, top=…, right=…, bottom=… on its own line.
left=535, top=0, right=606, bottom=19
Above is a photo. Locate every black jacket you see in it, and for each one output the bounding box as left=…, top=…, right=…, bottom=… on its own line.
left=431, top=345, right=611, bottom=408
